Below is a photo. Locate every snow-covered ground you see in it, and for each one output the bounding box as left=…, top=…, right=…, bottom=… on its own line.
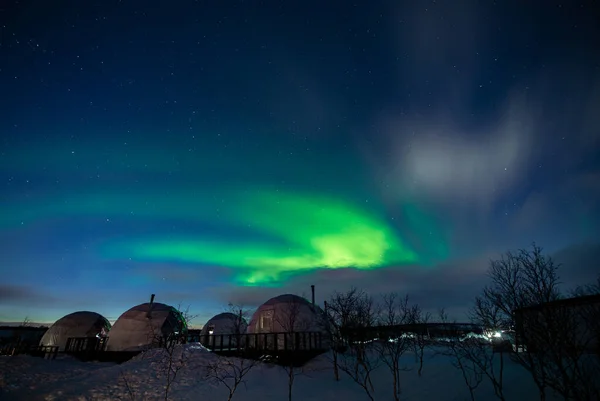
left=0, top=344, right=562, bottom=401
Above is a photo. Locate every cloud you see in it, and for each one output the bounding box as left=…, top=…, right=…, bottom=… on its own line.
left=365, top=3, right=600, bottom=227
left=371, top=92, right=536, bottom=216
left=551, top=242, right=600, bottom=290
left=0, top=284, right=62, bottom=306
left=510, top=168, right=600, bottom=246
left=391, top=1, right=488, bottom=81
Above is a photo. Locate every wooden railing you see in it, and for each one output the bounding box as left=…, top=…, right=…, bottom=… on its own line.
left=194, top=331, right=325, bottom=353
left=0, top=343, right=58, bottom=359
left=65, top=336, right=108, bottom=353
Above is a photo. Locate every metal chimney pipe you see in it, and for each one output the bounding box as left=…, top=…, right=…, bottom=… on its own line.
left=147, top=294, right=156, bottom=319
left=311, top=285, right=315, bottom=306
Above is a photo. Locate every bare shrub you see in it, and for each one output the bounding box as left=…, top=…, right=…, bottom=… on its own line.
left=274, top=295, right=315, bottom=401
left=137, top=303, right=196, bottom=400
left=327, top=288, right=380, bottom=401
left=205, top=356, right=258, bottom=401
left=472, top=243, right=600, bottom=401
left=203, top=304, right=259, bottom=401
left=411, top=306, right=431, bottom=377
left=437, top=308, right=505, bottom=401
left=373, top=293, right=419, bottom=401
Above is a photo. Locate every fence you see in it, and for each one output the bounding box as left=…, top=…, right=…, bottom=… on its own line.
left=0, top=343, right=58, bottom=359
left=195, top=331, right=325, bottom=352
left=65, top=336, right=143, bottom=363
left=191, top=331, right=326, bottom=367
left=60, top=331, right=327, bottom=365
left=65, top=336, right=108, bottom=353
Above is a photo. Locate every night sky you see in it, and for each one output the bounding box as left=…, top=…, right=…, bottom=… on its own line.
left=1, top=1, right=599, bottom=326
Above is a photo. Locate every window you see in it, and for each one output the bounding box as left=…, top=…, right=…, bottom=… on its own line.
left=261, top=309, right=274, bottom=330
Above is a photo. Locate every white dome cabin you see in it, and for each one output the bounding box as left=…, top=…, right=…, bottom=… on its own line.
left=39, top=311, right=111, bottom=352
left=200, top=312, right=248, bottom=349
left=106, top=296, right=187, bottom=352
left=247, top=287, right=327, bottom=351
left=201, top=312, right=247, bottom=336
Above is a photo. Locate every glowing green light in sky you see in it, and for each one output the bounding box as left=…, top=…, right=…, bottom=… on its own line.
left=101, top=190, right=418, bottom=285
left=1, top=187, right=433, bottom=286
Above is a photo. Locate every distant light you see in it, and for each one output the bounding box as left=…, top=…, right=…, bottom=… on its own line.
left=209, top=330, right=214, bottom=335
left=494, top=331, right=502, bottom=338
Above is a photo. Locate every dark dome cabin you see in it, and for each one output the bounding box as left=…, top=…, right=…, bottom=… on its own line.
left=201, top=312, right=247, bottom=336
left=247, top=294, right=323, bottom=334
left=200, top=312, right=248, bottom=349
left=106, top=300, right=187, bottom=352
left=247, top=293, right=327, bottom=351
left=39, top=311, right=111, bottom=352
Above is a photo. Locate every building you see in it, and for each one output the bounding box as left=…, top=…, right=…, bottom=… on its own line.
left=201, top=312, right=247, bottom=336
left=247, top=293, right=326, bottom=351
left=105, top=301, right=187, bottom=352
left=248, top=294, right=324, bottom=334
left=200, top=312, right=248, bottom=349
left=513, top=294, right=600, bottom=353
left=39, top=311, right=110, bottom=352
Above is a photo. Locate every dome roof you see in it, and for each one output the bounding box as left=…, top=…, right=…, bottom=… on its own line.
left=262, top=294, right=312, bottom=307
left=39, top=311, right=110, bottom=351
left=105, top=302, right=186, bottom=352
left=247, top=293, right=323, bottom=334
left=121, top=302, right=178, bottom=314
left=200, top=312, right=248, bottom=336
left=207, top=312, right=239, bottom=322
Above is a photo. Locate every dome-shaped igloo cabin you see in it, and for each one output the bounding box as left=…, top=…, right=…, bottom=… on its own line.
left=200, top=312, right=248, bottom=349
left=201, top=312, right=248, bottom=336
left=105, top=302, right=187, bottom=352
left=247, top=294, right=327, bottom=350
left=39, top=311, right=111, bottom=352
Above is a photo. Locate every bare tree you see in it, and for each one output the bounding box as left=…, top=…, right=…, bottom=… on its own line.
left=119, top=368, right=137, bottom=401
left=411, top=305, right=431, bottom=377
left=328, top=288, right=381, bottom=401
left=141, top=303, right=196, bottom=401
left=319, top=294, right=350, bottom=382
left=9, top=316, right=32, bottom=348
left=204, top=303, right=259, bottom=401
left=571, top=275, right=600, bottom=297
left=472, top=243, right=600, bottom=401
left=225, top=303, right=251, bottom=350
left=205, top=357, right=258, bottom=401
left=19, top=316, right=31, bottom=328
left=273, top=295, right=314, bottom=401
left=373, top=293, right=418, bottom=401
left=437, top=308, right=504, bottom=401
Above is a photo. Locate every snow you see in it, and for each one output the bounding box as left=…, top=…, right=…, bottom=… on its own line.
left=0, top=344, right=563, bottom=401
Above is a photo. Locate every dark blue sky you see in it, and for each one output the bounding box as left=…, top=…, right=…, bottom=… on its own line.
left=1, top=0, right=599, bottom=326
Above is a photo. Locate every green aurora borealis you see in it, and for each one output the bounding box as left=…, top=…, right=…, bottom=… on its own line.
left=102, top=191, right=420, bottom=285
left=4, top=188, right=443, bottom=286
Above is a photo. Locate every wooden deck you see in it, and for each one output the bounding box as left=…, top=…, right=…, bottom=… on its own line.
left=62, top=332, right=328, bottom=366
